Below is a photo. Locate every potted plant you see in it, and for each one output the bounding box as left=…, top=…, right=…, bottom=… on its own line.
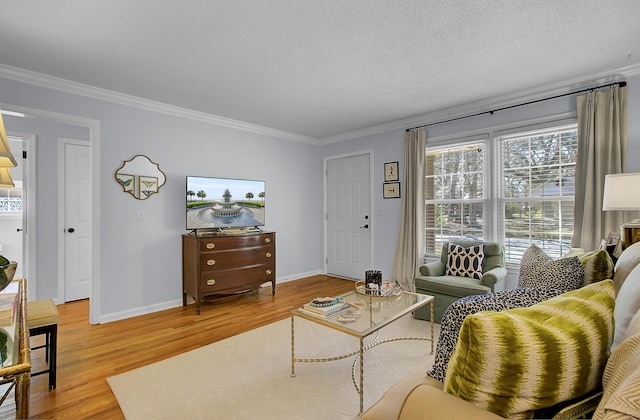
left=0, top=256, right=17, bottom=292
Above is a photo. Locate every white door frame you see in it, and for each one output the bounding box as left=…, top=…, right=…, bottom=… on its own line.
left=323, top=150, right=375, bottom=275
left=3, top=103, right=101, bottom=325
left=5, top=131, right=37, bottom=301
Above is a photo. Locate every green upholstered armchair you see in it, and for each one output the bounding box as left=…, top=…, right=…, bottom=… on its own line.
left=413, top=240, right=507, bottom=323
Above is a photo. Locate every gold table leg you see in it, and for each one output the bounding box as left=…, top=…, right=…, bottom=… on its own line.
left=291, top=316, right=295, bottom=377
left=359, top=338, right=364, bottom=415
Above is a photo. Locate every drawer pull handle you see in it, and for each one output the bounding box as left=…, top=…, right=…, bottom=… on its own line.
left=266, top=252, right=272, bottom=258
left=266, top=269, right=272, bottom=275
left=206, top=243, right=216, bottom=249
left=264, top=238, right=271, bottom=243
left=207, top=279, right=216, bottom=286
left=207, top=259, right=216, bottom=266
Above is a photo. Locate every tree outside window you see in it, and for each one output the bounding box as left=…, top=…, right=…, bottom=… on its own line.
left=425, top=123, right=577, bottom=264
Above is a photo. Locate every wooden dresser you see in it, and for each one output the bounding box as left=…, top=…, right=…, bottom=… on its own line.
left=182, top=231, right=276, bottom=314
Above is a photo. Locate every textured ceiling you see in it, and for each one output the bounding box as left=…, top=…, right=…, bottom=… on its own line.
left=1, top=0, right=639, bottom=141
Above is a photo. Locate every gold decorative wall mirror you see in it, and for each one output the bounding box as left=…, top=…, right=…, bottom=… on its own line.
left=115, top=155, right=166, bottom=200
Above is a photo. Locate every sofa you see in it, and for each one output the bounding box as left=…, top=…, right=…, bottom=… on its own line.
left=413, top=241, right=507, bottom=323
left=363, top=241, right=640, bottom=419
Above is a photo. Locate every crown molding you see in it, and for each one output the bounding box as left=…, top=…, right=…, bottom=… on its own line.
left=0, top=64, right=320, bottom=145
left=320, top=63, right=640, bottom=145
left=2, top=62, right=639, bottom=146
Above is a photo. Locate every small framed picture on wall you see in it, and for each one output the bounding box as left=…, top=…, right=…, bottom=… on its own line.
left=384, top=161, right=399, bottom=182
left=383, top=182, right=401, bottom=199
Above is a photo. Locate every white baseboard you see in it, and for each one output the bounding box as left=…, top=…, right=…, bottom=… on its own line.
left=99, top=299, right=183, bottom=324
left=275, top=269, right=324, bottom=284
left=98, top=270, right=327, bottom=323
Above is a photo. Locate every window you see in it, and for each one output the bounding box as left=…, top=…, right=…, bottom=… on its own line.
left=0, top=186, right=22, bottom=213
left=425, top=123, right=578, bottom=264
left=425, top=142, right=486, bottom=254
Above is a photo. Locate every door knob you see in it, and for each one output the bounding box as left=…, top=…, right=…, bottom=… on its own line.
left=360, top=224, right=369, bottom=229
left=67, top=228, right=75, bottom=233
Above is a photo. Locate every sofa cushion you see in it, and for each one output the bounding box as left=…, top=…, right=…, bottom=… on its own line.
left=612, top=263, right=640, bottom=351
left=612, top=241, right=640, bottom=295
left=444, top=280, right=615, bottom=418
left=446, top=244, right=484, bottom=280
left=594, top=310, right=640, bottom=419
left=564, top=248, right=615, bottom=287
left=518, top=244, right=584, bottom=290
left=414, top=275, right=491, bottom=297
left=427, top=287, right=565, bottom=382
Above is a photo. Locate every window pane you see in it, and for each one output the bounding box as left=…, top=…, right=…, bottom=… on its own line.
left=425, top=143, right=485, bottom=254
left=498, top=124, right=577, bottom=263
left=0, top=188, right=23, bottom=213
left=503, top=167, right=530, bottom=198
left=425, top=202, right=484, bottom=255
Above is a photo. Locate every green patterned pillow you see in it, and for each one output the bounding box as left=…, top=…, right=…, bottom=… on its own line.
left=444, top=280, right=615, bottom=418
left=564, top=248, right=614, bottom=287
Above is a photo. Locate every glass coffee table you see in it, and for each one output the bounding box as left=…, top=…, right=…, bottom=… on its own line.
left=290, top=289, right=434, bottom=414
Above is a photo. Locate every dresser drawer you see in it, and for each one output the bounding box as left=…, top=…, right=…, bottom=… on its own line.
left=200, top=246, right=274, bottom=270
left=198, top=234, right=274, bottom=252
left=200, top=264, right=275, bottom=293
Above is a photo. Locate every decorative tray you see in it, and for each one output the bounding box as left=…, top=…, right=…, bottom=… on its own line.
left=355, top=280, right=401, bottom=297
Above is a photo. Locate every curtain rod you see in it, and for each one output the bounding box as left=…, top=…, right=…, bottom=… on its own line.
left=405, top=81, right=627, bottom=132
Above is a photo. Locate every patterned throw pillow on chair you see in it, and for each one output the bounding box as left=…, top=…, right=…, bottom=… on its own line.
left=518, top=244, right=584, bottom=290
left=446, top=244, right=485, bottom=280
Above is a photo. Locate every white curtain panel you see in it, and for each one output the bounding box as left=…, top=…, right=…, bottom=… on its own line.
left=392, top=129, right=426, bottom=291
left=573, top=85, right=628, bottom=250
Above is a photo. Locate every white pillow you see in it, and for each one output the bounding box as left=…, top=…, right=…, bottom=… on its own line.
left=612, top=263, right=640, bottom=351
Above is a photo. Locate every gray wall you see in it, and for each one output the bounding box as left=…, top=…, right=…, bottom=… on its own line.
left=1, top=71, right=638, bottom=321
left=321, top=74, right=640, bottom=289
left=0, top=76, right=324, bottom=321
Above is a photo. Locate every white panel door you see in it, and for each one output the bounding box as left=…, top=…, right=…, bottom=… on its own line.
left=64, top=142, right=91, bottom=301
left=326, top=154, right=371, bottom=279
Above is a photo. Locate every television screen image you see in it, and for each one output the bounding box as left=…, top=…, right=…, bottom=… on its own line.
left=186, top=176, right=266, bottom=230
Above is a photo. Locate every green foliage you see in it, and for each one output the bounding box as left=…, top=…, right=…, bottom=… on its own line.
left=0, top=256, right=8, bottom=267
left=186, top=201, right=215, bottom=209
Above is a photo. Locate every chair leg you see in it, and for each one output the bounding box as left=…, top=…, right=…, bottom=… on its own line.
left=49, top=324, right=57, bottom=390
left=29, top=324, right=57, bottom=391
left=45, top=331, right=50, bottom=363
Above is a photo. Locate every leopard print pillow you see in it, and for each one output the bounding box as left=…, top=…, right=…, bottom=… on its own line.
left=518, top=244, right=584, bottom=290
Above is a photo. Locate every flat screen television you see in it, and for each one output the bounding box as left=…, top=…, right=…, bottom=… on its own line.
left=186, top=176, right=266, bottom=231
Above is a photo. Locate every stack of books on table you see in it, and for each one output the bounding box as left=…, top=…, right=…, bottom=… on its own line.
left=299, top=298, right=350, bottom=319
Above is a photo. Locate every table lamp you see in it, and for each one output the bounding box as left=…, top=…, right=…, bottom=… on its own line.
left=602, top=172, right=640, bottom=247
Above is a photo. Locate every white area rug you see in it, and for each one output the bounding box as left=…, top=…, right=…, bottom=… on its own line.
left=107, top=315, right=437, bottom=419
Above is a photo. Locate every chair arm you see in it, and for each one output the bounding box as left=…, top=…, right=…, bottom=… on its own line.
left=397, top=384, right=504, bottom=420
left=551, top=390, right=602, bottom=419
left=419, top=261, right=445, bottom=277
left=481, top=266, right=507, bottom=290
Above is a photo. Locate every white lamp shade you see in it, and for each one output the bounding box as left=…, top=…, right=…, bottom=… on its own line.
left=602, top=172, right=640, bottom=210
left=0, top=167, right=14, bottom=188
left=0, top=113, right=18, bottom=168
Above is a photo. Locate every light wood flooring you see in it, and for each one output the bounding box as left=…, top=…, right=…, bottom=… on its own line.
left=27, top=275, right=355, bottom=419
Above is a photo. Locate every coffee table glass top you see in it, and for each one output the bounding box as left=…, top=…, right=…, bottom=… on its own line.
left=291, top=290, right=432, bottom=338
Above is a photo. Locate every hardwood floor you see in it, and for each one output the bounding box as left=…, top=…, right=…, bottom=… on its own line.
left=27, top=275, right=356, bottom=419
